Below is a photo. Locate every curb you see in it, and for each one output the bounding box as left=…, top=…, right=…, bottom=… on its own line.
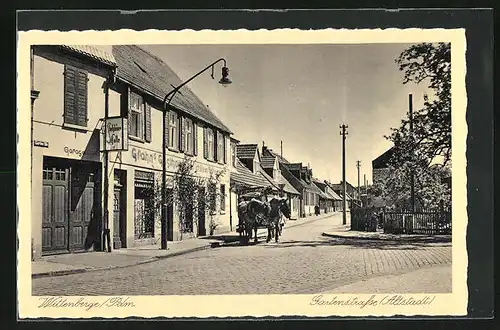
left=32, top=244, right=212, bottom=279
left=321, top=232, right=452, bottom=242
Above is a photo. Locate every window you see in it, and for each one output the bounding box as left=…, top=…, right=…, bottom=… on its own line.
left=129, top=92, right=144, bottom=139
left=64, top=65, right=88, bottom=127
left=217, top=131, right=224, bottom=164
left=184, top=118, right=193, bottom=154
left=205, top=128, right=214, bottom=160
left=168, top=112, right=178, bottom=149
left=220, top=184, right=226, bottom=211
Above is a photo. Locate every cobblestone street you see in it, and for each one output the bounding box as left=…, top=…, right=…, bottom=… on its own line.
left=32, top=213, right=452, bottom=296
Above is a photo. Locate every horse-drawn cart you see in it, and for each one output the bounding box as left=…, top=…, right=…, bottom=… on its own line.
left=236, top=187, right=290, bottom=245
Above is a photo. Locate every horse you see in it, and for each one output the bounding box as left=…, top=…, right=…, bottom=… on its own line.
left=265, top=197, right=291, bottom=243
left=237, top=198, right=270, bottom=244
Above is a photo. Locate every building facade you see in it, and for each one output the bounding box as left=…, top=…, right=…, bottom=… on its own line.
left=107, top=45, right=233, bottom=248
left=31, top=45, right=117, bottom=258
left=31, top=44, right=234, bottom=259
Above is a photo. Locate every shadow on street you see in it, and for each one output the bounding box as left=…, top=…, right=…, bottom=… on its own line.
left=260, top=235, right=452, bottom=250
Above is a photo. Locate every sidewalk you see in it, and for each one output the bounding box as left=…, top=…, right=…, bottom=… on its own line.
left=32, top=212, right=334, bottom=279
left=322, top=226, right=452, bottom=242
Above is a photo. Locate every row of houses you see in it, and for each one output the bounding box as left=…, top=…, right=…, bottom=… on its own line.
left=29, top=44, right=355, bottom=259
left=228, top=142, right=356, bottom=223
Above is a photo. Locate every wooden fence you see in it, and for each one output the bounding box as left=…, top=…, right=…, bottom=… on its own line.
left=351, top=206, right=452, bottom=235
left=350, top=206, right=382, bottom=232
left=383, top=210, right=451, bottom=235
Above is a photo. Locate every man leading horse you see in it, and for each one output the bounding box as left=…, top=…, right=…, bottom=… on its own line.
left=237, top=195, right=291, bottom=244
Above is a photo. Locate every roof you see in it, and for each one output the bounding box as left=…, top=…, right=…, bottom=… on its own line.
left=257, top=164, right=300, bottom=195
left=372, top=147, right=395, bottom=169
left=263, top=147, right=290, bottom=164
left=230, top=159, right=272, bottom=189
left=236, top=144, right=259, bottom=160
left=309, top=181, right=327, bottom=197
left=112, top=45, right=232, bottom=134
left=260, top=154, right=277, bottom=169
left=279, top=163, right=307, bottom=192
left=61, top=45, right=117, bottom=67
left=324, top=181, right=351, bottom=201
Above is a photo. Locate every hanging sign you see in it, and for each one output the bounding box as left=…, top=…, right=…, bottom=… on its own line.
left=103, top=116, right=128, bottom=151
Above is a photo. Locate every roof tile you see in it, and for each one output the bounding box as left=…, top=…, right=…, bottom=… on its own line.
left=112, top=45, right=232, bottom=134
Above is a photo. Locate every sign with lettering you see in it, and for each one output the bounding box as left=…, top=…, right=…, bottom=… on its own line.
left=103, top=117, right=128, bottom=151
left=33, top=140, right=49, bottom=148
left=128, top=146, right=214, bottom=175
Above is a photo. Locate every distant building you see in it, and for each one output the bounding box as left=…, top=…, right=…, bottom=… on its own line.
left=313, top=180, right=342, bottom=213
left=372, top=147, right=395, bottom=186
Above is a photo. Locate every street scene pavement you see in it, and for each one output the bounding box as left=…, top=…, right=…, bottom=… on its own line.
left=32, top=213, right=451, bottom=296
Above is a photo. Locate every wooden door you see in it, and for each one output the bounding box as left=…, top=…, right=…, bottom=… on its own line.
left=42, top=164, right=70, bottom=253
left=69, top=164, right=96, bottom=251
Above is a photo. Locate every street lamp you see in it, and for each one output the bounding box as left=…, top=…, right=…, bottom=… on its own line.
left=160, top=58, right=231, bottom=250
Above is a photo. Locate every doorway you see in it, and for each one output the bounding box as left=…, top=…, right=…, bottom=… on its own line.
left=41, top=157, right=100, bottom=254
left=197, top=186, right=206, bottom=236
left=113, top=169, right=126, bottom=249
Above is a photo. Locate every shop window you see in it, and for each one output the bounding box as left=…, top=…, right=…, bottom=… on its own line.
left=134, top=171, right=155, bottom=239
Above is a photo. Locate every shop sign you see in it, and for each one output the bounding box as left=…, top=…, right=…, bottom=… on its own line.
left=103, top=116, right=128, bottom=151
left=129, top=147, right=213, bottom=175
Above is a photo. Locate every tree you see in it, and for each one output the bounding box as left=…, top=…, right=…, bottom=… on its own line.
left=371, top=162, right=451, bottom=211
left=387, top=42, right=451, bottom=168
left=142, top=156, right=227, bottom=240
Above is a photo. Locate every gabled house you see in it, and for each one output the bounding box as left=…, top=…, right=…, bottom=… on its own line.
left=229, top=141, right=278, bottom=229
left=260, top=146, right=300, bottom=219
left=372, top=147, right=395, bottom=186
left=313, top=179, right=342, bottom=213
left=326, top=181, right=354, bottom=210
left=280, top=163, right=322, bottom=217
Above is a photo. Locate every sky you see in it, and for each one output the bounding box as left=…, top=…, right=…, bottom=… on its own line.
left=140, top=43, right=430, bottom=186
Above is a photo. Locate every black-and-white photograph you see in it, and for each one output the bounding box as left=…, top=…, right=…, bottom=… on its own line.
left=16, top=26, right=471, bottom=318
left=28, top=41, right=453, bottom=296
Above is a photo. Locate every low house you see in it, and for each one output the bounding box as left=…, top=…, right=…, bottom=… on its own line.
left=280, top=163, right=322, bottom=217
left=229, top=141, right=277, bottom=229
left=313, top=179, right=342, bottom=213
left=260, top=146, right=301, bottom=219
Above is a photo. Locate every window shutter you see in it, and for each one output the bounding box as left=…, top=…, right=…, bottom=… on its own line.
left=213, top=130, right=218, bottom=162
left=127, top=87, right=132, bottom=133
left=164, top=110, right=170, bottom=148
left=223, top=135, right=227, bottom=164
left=76, top=69, right=88, bottom=126
left=179, top=116, right=185, bottom=152
left=144, top=103, right=152, bottom=142
left=193, top=121, right=198, bottom=156
left=203, top=127, right=208, bottom=159
left=63, top=65, right=77, bottom=125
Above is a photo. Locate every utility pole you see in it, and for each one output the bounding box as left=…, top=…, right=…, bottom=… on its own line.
left=409, top=94, right=416, bottom=213
left=280, top=140, right=283, bottom=159
left=340, top=124, right=348, bottom=225
left=356, top=160, right=361, bottom=207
